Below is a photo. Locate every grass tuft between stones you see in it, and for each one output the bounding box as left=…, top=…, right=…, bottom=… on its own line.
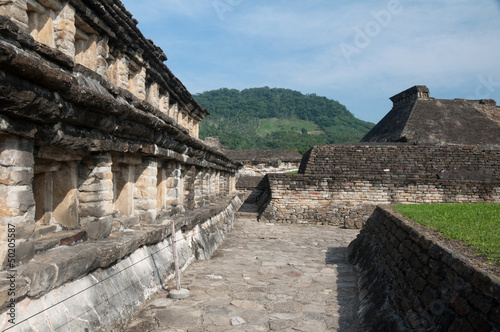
left=393, top=203, right=500, bottom=266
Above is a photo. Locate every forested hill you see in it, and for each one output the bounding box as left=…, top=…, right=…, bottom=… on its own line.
left=194, top=87, right=374, bottom=153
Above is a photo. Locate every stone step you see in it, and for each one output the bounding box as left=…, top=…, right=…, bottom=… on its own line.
left=235, top=211, right=259, bottom=218
left=235, top=212, right=259, bottom=220
left=236, top=202, right=260, bottom=220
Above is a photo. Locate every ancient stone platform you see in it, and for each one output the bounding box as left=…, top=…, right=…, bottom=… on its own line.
left=123, top=205, right=360, bottom=331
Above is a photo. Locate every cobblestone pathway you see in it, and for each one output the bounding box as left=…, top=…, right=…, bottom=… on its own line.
left=124, top=207, right=360, bottom=332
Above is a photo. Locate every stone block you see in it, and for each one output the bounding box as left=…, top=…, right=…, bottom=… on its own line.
left=79, top=200, right=113, bottom=218
left=0, top=185, right=35, bottom=215
left=420, top=286, right=437, bottom=309
left=138, top=225, right=168, bottom=245
left=2, top=239, right=35, bottom=266
left=467, top=311, right=494, bottom=332
left=36, top=146, right=83, bottom=162
left=0, top=271, right=29, bottom=310
left=490, top=306, right=500, bottom=324
left=466, top=293, right=494, bottom=315
left=17, top=262, right=57, bottom=298
left=448, top=317, right=473, bottom=332
left=138, top=210, right=157, bottom=224
left=34, top=236, right=61, bottom=253
left=133, top=187, right=156, bottom=200
left=428, top=244, right=444, bottom=259
left=471, top=271, right=495, bottom=296
left=451, top=296, right=470, bottom=317
left=78, top=180, right=113, bottom=193
left=94, top=231, right=144, bottom=267
left=85, top=217, right=112, bottom=240
left=78, top=190, right=114, bottom=203
left=0, top=166, right=32, bottom=186
left=112, top=154, right=142, bottom=166
left=133, top=199, right=156, bottom=211
left=0, top=136, right=34, bottom=167
left=0, top=0, right=29, bottom=29
left=414, top=276, right=427, bottom=292
left=33, top=244, right=99, bottom=288
left=34, top=229, right=87, bottom=252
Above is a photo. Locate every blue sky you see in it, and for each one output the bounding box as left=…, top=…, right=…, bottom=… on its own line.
left=120, top=0, right=500, bottom=123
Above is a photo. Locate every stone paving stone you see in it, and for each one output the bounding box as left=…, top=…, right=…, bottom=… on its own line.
left=124, top=215, right=360, bottom=331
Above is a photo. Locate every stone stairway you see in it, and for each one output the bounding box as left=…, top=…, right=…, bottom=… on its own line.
left=235, top=202, right=260, bottom=219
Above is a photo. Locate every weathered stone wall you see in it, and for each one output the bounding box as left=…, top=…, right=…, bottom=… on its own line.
left=346, top=206, right=500, bottom=331
left=0, top=194, right=242, bottom=331
left=226, top=149, right=302, bottom=179
left=0, top=2, right=241, bottom=330
left=0, top=0, right=205, bottom=137
left=261, top=144, right=500, bottom=227
left=237, top=161, right=299, bottom=179
left=225, top=149, right=302, bottom=203
left=300, top=144, right=500, bottom=180
left=261, top=174, right=499, bottom=228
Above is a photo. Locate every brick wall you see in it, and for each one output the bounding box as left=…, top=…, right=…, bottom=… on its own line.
left=300, top=144, right=500, bottom=181
left=261, top=144, right=500, bottom=227
left=346, top=206, right=500, bottom=331
left=261, top=174, right=499, bottom=227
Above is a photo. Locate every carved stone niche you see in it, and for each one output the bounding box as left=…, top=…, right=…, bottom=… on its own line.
left=33, top=147, right=83, bottom=229
left=128, top=59, right=146, bottom=100
left=74, top=14, right=99, bottom=71
left=156, top=161, right=180, bottom=212
left=147, top=82, right=160, bottom=109
left=112, top=162, right=135, bottom=218
left=0, top=0, right=30, bottom=33
left=27, top=0, right=58, bottom=48
left=33, top=159, right=79, bottom=229
left=27, top=0, right=76, bottom=58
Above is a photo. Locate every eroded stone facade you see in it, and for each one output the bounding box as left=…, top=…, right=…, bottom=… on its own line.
left=0, top=1, right=240, bottom=330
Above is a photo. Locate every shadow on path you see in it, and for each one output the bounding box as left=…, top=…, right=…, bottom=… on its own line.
left=326, top=247, right=360, bottom=332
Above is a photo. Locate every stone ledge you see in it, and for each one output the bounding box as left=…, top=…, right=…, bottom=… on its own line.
left=33, top=230, right=87, bottom=253
left=0, top=194, right=240, bottom=311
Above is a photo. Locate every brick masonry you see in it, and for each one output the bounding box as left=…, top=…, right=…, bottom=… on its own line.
left=346, top=206, right=500, bottom=331
left=260, top=144, right=500, bottom=228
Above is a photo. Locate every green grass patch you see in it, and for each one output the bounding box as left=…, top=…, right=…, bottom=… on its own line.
left=286, top=170, right=298, bottom=174
left=393, top=203, right=500, bottom=265
left=257, top=118, right=323, bottom=136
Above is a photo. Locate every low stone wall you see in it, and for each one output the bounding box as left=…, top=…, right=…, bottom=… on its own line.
left=261, top=144, right=500, bottom=227
left=346, top=206, right=500, bottom=331
left=260, top=174, right=500, bottom=227
left=0, top=195, right=242, bottom=331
